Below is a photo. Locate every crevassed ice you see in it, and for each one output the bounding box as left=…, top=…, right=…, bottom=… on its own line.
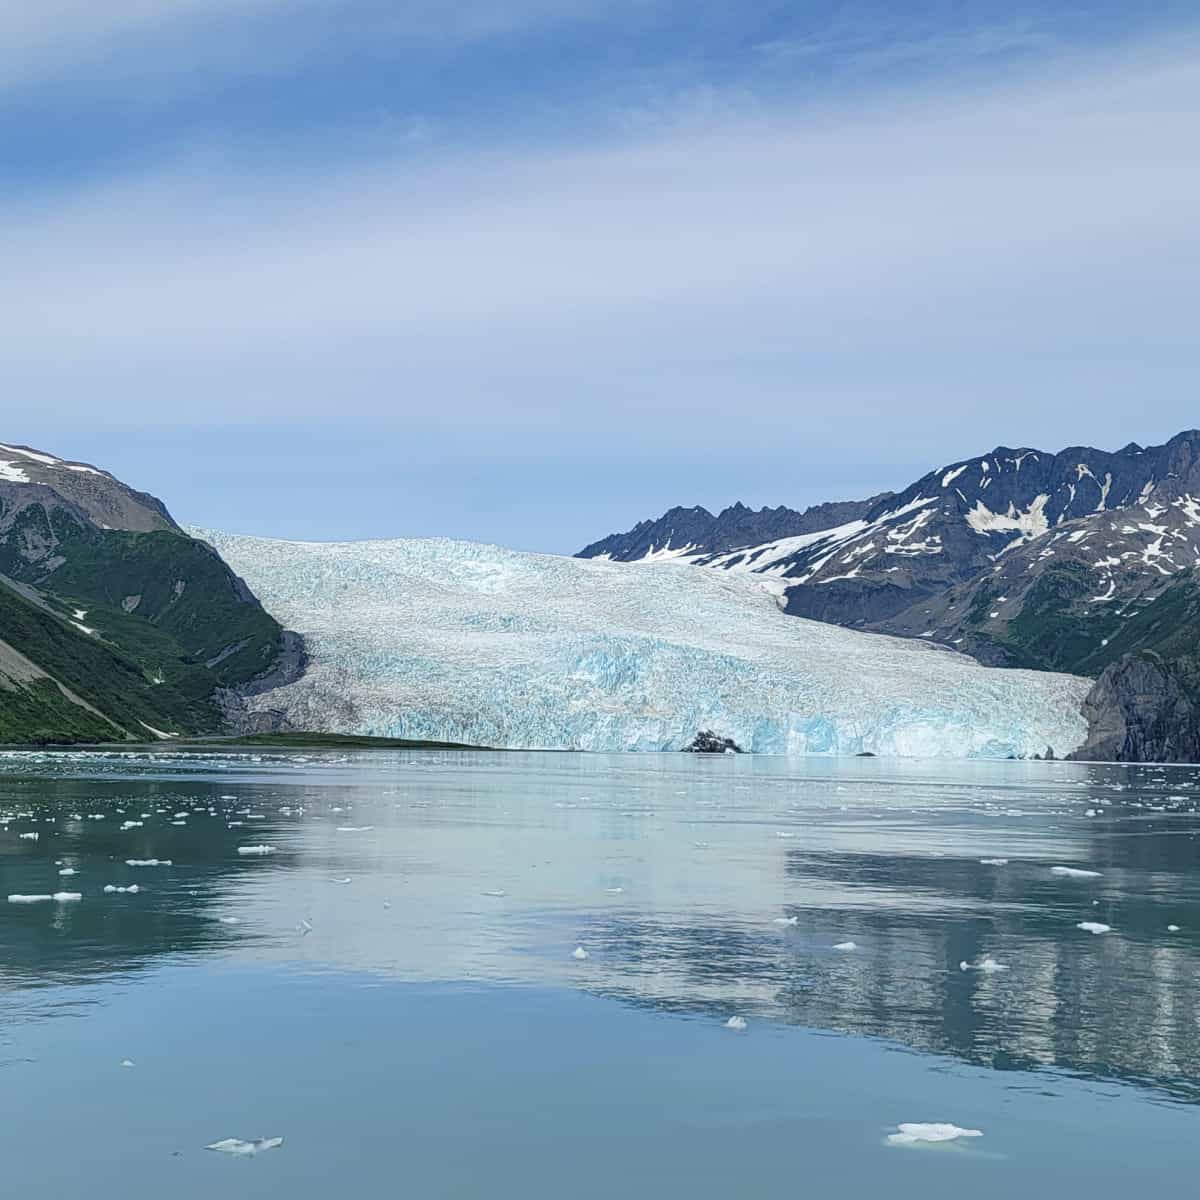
left=194, top=531, right=1090, bottom=758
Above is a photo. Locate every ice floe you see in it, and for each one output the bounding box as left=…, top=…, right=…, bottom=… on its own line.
left=888, top=1123, right=983, bottom=1146
left=205, top=1137, right=284, bottom=1156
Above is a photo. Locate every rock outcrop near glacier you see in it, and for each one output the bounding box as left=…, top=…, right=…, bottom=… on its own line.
left=196, top=531, right=1089, bottom=758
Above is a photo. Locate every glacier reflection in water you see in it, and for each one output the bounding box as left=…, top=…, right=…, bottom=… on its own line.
left=2, top=749, right=1200, bottom=1197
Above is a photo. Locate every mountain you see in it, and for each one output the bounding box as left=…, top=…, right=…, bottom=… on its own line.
left=578, top=431, right=1200, bottom=761
left=199, top=529, right=1088, bottom=758
left=578, top=496, right=892, bottom=562
left=0, top=442, right=300, bottom=744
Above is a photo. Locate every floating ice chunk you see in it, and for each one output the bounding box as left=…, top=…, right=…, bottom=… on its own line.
left=8, top=894, right=53, bottom=903
left=888, top=1123, right=983, bottom=1146
left=171, top=820, right=187, bottom=826
left=1085, top=808, right=1099, bottom=817
left=979, top=858, right=1008, bottom=866
left=237, top=845, right=276, bottom=855
left=773, top=916, right=799, bottom=926
left=959, top=956, right=1009, bottom=973
left=336, top=826, right=374, bottom=832
left=1052, top=866, right=1101, bottom=878
left=205, top=1137, right=284, bottom=1156
left=126, top=859, right=172, bottom=867
left=120, top=1059, right=135, bottom=1068
left=58, top=867, right=76, bottom=876
left=18, top=832, right=38, bottom=840
left=219, top=795, right=237, bottom=800
left=174, top=812, right=189, bottom=819
left=297, top=918, right=313, bottom=934
left=120, top=820, right=143, bottom=830
left=1167, top=924, right=1181, bottom=932
left=218, top=916, right=240, bottom=925
left=572, top=946, right=589, bottom=960
left=332, top=876, right=352, bottom=885
left=833, top=941, right=858, bottom=951
left=775, top=831, right=796, bottom=839
left=1077, top=921, right=1111, bottom=934
left=104, top=884, right=141, bottom=894
left=482, top=889, right=506, bottom=897
left=726, top=1016, right=747, bottom=1031
left=52, top=892, right=82, bottom=902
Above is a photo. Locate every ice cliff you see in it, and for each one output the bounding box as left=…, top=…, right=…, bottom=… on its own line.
left=194, top=531, right=1090, bottom=757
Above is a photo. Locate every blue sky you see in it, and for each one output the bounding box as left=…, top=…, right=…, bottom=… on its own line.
left=4, top=1, right=1199, bottom=550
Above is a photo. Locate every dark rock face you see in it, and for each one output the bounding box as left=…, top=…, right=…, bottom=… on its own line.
left=682, top=730, right=743, bottom=753
left=1071, top=653, right=1200, bottom=763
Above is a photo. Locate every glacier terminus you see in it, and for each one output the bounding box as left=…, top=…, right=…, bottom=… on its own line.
left=197, top=531, right=1091, bottom=758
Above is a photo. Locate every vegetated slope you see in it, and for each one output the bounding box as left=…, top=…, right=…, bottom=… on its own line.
left=0, top=442, right=298, bottom=743
left=198, top=529, right=1089, bottom=759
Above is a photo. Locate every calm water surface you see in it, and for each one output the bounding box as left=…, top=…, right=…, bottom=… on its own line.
left=2, top=749, right=1199, bottom=1197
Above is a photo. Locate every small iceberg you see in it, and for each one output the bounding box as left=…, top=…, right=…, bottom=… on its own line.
left=1077, top=921, right=1111, bottom=934
left=8, top=894, right=53, bottom=903
left=104, top=884, right=141, bottom=894
left=205, top=1137, right=284, bottom=1156
left=572, top=946, right=590, bottom=960
left=725, top=1016, right=747, bottom=1031
left=336, top=825, right=374, bottom=832
left=959, top=956, right=1009, bottom=973
left=237, top=845, right=276, bottom=856
left=58, top=867, right=77, bottom=876
left=773, top=916, right=799, bottom=926
left=888, top=1123, right=983, bottom=1146
left=979, top=858, right=1008, bottom=866
left=482, top=889, right=506, bottom=897
left=1051, top=866, right=1101, bottom=879
left=53, top=892, right=82, bottom=902
left=833, top=941, right=858, bottom=952
left=1168, top=924, right=1182, bottom=932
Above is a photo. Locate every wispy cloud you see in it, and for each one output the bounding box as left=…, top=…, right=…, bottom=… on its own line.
left=5, top=29, right=1199, bottom=542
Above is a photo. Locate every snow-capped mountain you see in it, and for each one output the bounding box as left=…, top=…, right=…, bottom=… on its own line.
left=198, top=529, right=1088, bottom=758
left=579, top=496, right=891, bottom=563
left=577, top=430, right=1200, bottom=760
left=0, top=441, right=177, bottom=535
left=580, top=431, right=1200, bottom=646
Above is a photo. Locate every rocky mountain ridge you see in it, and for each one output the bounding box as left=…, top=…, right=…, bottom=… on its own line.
left=578, top=430, right=1200, bottom=761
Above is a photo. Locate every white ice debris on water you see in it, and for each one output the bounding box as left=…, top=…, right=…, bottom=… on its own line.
left=126, top=859, right=171, bottom=867
left=833, top=941, right=858, bottom=952
left=237, top=845, right=276, bottom=855
left=104, top=884, right=140, bottom=894
left=335, top=826, right=374, bottom=833
left=572, top=946, right=590, bottom=960
left=726, top=1016, right=748, bottom=1031
left=1168, top=924, right=1182, bottom=932
left=1077, top=921, right=1111, bottom=934
left=192, top=530, right=1091, bottom=758
left=120, top=1059, right=135, bottom=1069
left=9, top=894, right=53, bottom=903
left=1051, top=866, right=1101, bottom=878
left=206, top=1137, right=284, bottom=1156
left=773, top=916, right=799, bottom=926
left=959, top=957, right=1009, bottom=973
left=58, top=867, right=76, bottom=876
left=979, top=858, right=1009, bottom=866
left=888, top=1123, right=983, bottom=1146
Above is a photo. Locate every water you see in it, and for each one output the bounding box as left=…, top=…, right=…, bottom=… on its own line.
left=2, top=749, right=1200, bottom=1196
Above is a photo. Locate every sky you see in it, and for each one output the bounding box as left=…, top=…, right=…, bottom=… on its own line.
left=3, top=1, right=1199, bottom=552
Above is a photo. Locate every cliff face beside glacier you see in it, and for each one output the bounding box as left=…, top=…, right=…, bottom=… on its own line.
left=195, top=530, right=1090, bottom=758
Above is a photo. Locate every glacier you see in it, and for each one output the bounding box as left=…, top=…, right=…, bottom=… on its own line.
left=195, top=531, right=1091, bottom=758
